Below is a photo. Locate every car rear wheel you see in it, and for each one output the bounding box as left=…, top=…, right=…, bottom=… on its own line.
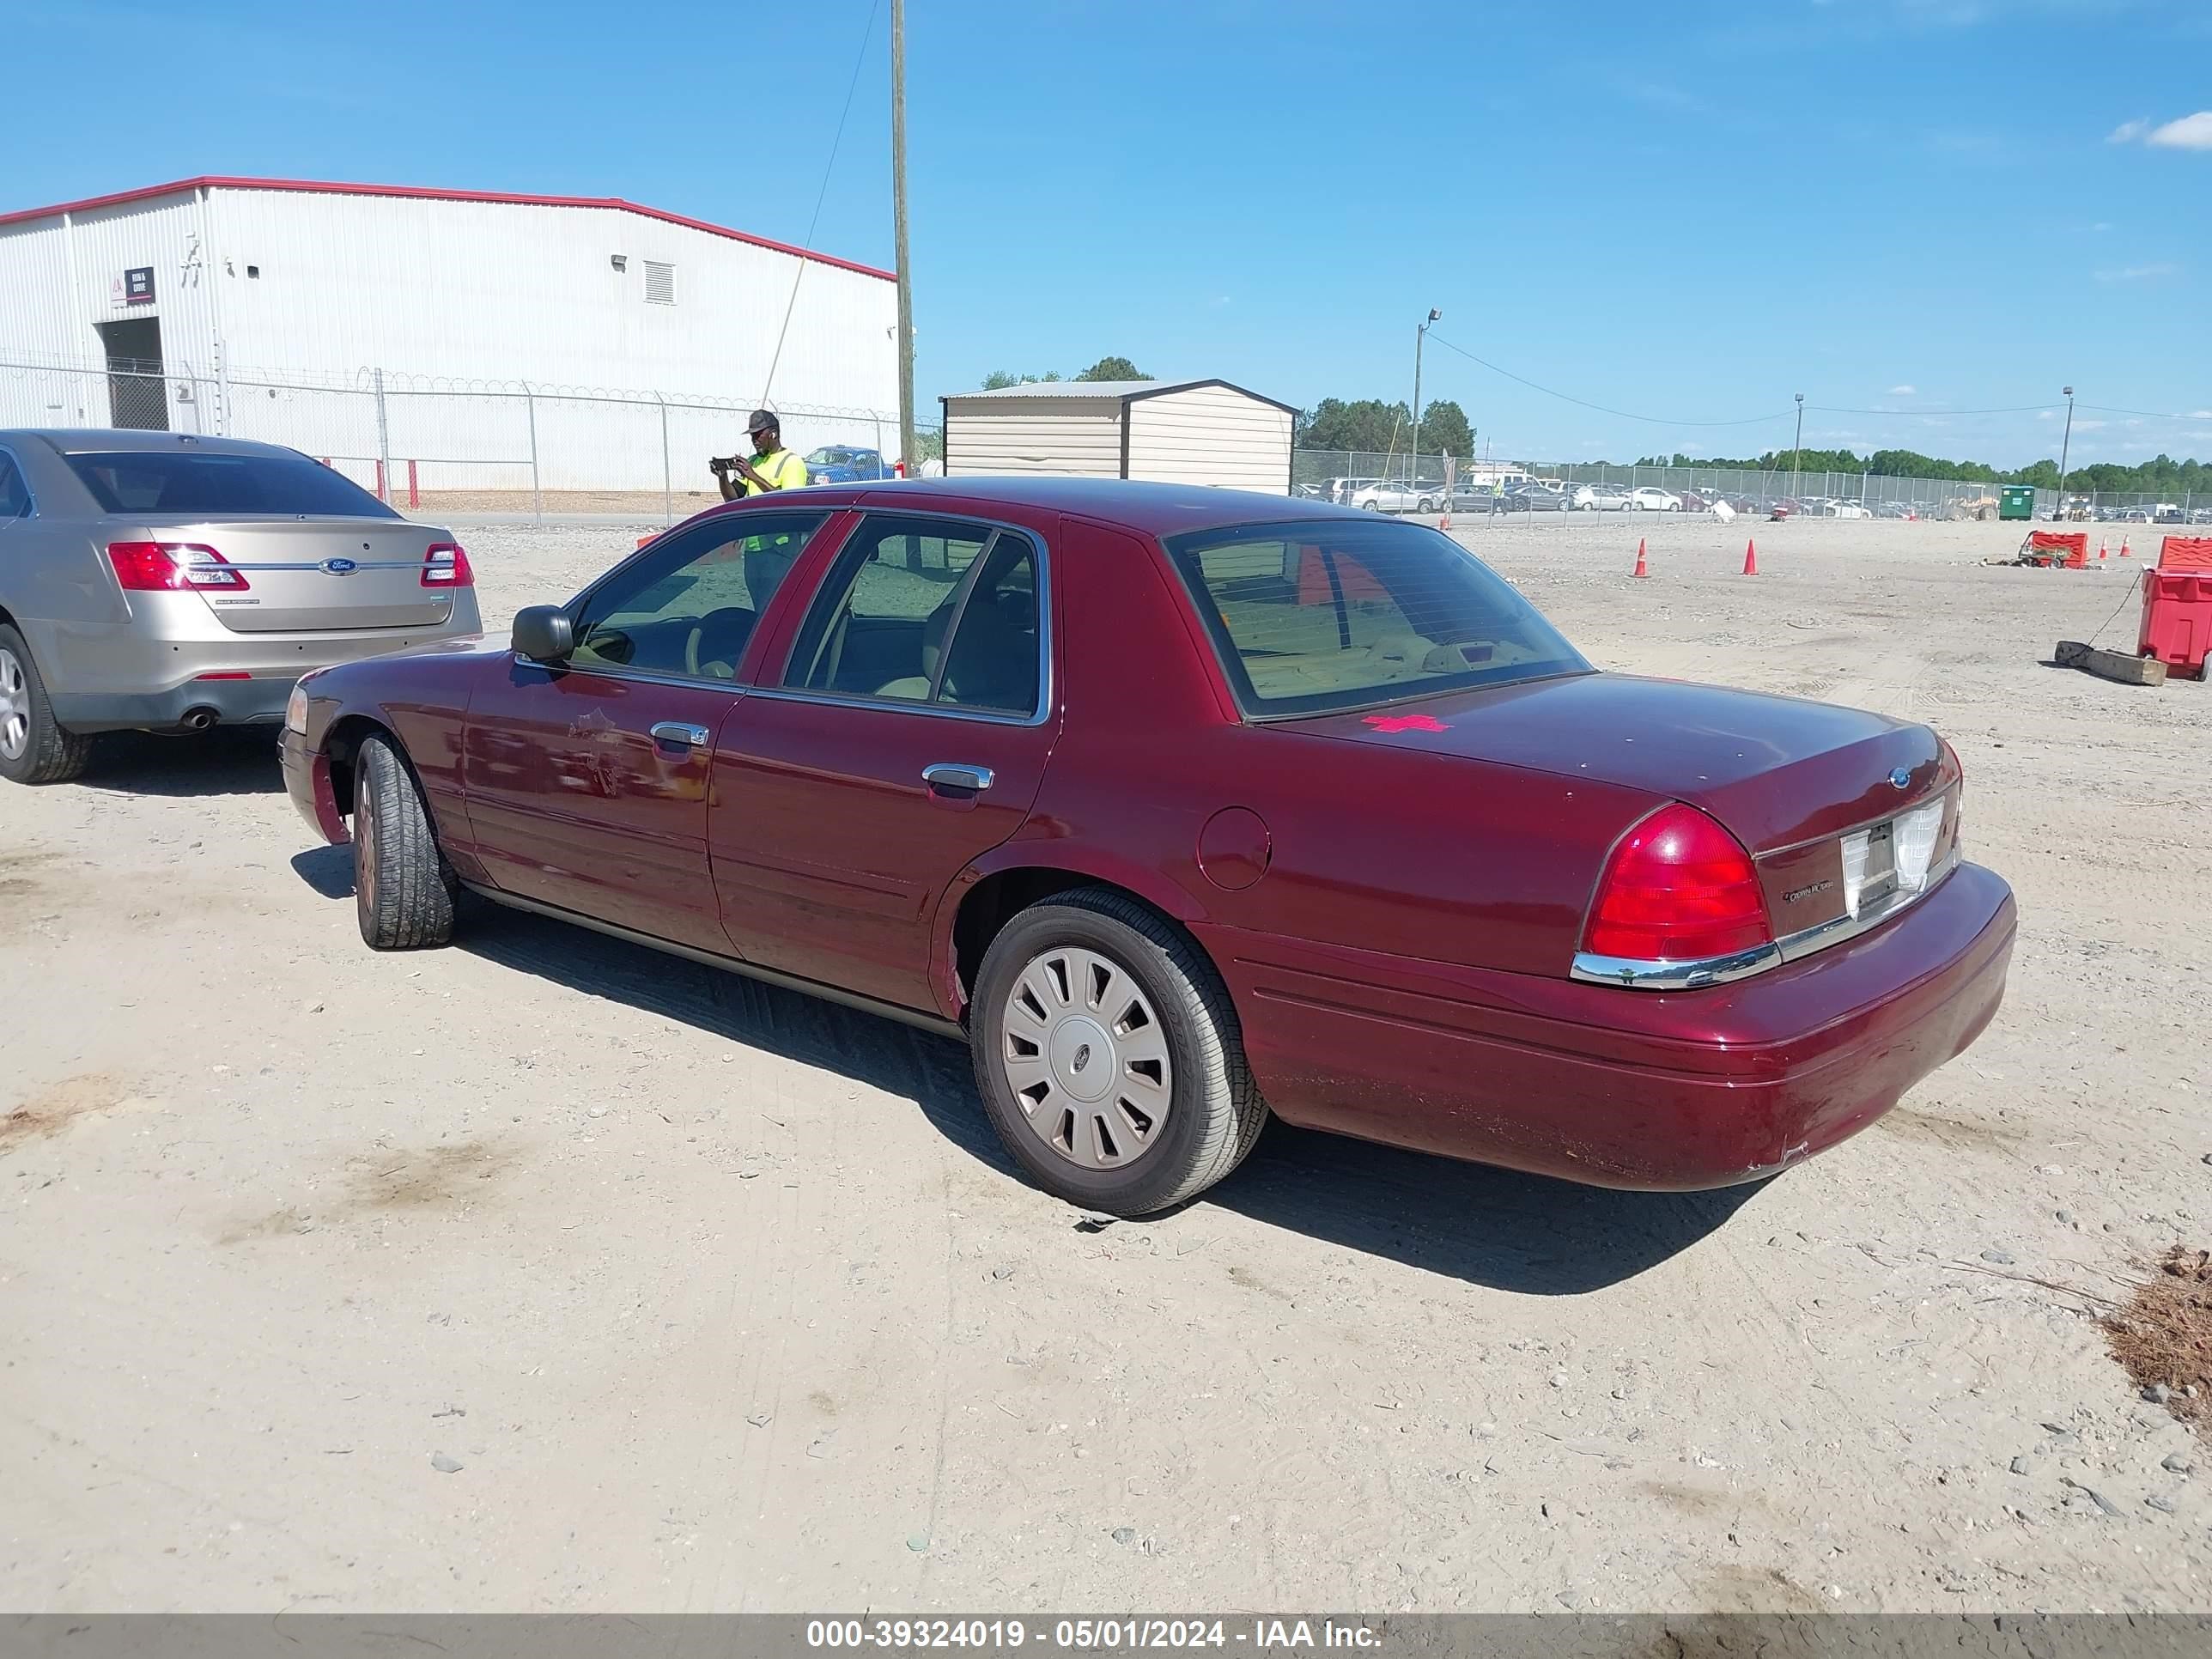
left=354, top=732, right=458, bottom=950
left=970, top=890, right=1267, bottom=1216
left=0, top=625, right=94, bottom=787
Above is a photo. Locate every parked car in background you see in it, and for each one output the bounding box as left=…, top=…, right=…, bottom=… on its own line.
left=1571, top=484, right=1632, bottom=512
left=1510, top=484, right=1570, bottom=513
left=0, top=429, right=481, bottom=787
left=1324, top=477, right=1382, bottom=506
left=1824, top=501, right=1873, bottom=520
left=1626, top=489, right=1682, bottom=513
left=2153, top=504, right=2184, bottom=525
left=2190, top=507, right=2212, bottom=526
left=1445, top=483, right=1512, bottom=514
left=283, top=478, right=2015, bottom=1216
left=2120, top=507, right=2151, bottom=525
left=803, top=446, right=889, bottom=483
left=1352, top=480, right=1443, bottom=514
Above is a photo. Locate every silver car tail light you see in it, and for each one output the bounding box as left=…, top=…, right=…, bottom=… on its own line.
left=107, top=540, right=249, bottom=591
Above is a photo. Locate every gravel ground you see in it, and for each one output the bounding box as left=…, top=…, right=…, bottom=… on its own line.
left=1, top=508, right=2206, bottom=1613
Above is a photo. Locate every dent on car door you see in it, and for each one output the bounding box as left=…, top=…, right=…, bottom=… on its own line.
left=709, top=513, right=1060, bottom=1012
left=462, top=509, right=834, bottom=953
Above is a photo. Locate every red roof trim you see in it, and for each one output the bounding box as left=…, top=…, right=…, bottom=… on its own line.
left=0, top=175, right=897, bottom=282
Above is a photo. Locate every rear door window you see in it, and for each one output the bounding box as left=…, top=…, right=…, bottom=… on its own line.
left=782, top=514, right=1043, bottom=715
left=0, top=452, right=29, bottom=518
left=63, top=450, right=398, bottom=518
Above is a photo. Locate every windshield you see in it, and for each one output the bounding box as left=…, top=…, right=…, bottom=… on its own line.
left=64, top=450, right=398, bottom=518
left=805, top=447, right=860, bottom=466
left=1162, top=518, right=1589, bottom=717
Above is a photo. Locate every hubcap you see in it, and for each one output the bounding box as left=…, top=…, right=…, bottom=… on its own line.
left=0, top=648, right=28, bottom=762
left=1000, top=945, right=1172, bottom=1170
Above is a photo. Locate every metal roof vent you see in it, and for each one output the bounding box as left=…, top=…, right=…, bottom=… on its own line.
left=643, top=260, right=675, bottom=305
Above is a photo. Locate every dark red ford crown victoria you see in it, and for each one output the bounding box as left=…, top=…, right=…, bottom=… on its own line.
left=284, top=480, right=2014, bottom=1215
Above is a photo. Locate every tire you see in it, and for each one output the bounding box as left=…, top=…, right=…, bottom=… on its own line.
left=0, top=624, right=94, bottom=786
left=1361, top=501, right=1381, bottom=512
left=353, top=732, right=458, bottom=950
left=969, top=889, right=1267, bottom=1216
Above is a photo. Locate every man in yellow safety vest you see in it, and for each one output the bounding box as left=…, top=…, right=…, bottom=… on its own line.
left=712, top=410, right=811, bottom=501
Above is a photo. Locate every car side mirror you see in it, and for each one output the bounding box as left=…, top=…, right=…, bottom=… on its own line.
left=512, top=605, right=574, bottom=665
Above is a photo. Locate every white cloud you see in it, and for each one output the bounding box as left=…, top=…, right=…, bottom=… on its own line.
left=2110, top=111, right=2212, bottom=150
left=2094, top=262, right=2179, bottom=282
left=2075, top=420, right=2109, bottom=431
left=1888, top=385, right=1918, bottom=396
left=2037, top=410, right=2056, bottom=421
left=2148, top=112, right=2212, bottom=149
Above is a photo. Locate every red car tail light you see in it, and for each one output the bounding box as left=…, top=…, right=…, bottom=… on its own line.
left=107, top=541, right=249, bottom=591
left=421, top=542, right=473, bottom=587
left=1584, top=803, right=1771, bottom=963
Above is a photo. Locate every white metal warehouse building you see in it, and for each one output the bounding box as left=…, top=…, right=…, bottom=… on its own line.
left=940, top=380, right=1296, bottom=494
left=0, top=176, right=899, bottom=495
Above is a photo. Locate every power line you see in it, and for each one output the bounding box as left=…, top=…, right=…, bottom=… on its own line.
left=1422, top=333, right=1793, bottom=428
left=2079, top=403, right=2212, bottom=421
left=1807, top=402, right=2065, bottom=416
left=762, top=0, right=884, bottom=407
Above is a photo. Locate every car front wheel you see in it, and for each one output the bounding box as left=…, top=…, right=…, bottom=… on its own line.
left=354, top=732, right=458, bottom=950
left=970, top=890, right=1267, bottom=1216
left=0, top=625, right=94, bottom=787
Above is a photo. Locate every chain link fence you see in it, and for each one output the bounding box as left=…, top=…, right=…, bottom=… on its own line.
left=3, top=347, right=2196, bottom=526
left=1292, top=450, right=2203, bottom=523
left=0, top=351, right=933, bottom=522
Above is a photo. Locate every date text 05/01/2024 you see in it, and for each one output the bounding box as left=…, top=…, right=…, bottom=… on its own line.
left=804, top=1619, right=1382, bottom=1650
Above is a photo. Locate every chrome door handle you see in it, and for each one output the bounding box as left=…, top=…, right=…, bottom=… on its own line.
left=650, top=721, right=711, bottom=748
left=922, top=763, right=994, bottom=793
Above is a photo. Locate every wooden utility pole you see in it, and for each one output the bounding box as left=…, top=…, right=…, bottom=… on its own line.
left=891, top=0, right=915, bottom=472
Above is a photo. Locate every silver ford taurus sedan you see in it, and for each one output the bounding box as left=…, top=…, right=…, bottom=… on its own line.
left=0, top=429, right=480, bottom=784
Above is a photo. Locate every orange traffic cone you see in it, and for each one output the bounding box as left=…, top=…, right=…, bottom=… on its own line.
left=2119, top=538, right=2131, bottom=558
left=1633, top=538, right=1648, bottom=578
left=2099, top=539, right=2108, bottom=560
left=1741, top=538, right=1759, bottom=576
left=1439, top=509, right=1451, bottom=531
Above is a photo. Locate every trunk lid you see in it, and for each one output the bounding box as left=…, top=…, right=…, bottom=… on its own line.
left=1279, top=672, right=1949, bottom=854
left=116, top=517, right=460, bottom=633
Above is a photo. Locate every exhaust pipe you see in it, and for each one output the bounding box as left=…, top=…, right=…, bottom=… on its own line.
left=179, top=707, right=220, bottom=732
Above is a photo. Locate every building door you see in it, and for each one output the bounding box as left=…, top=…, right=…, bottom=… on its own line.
left=97, top=317, right=167, bottom=431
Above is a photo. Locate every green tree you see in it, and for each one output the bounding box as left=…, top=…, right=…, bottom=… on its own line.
left=1074, top=356, right=1148, bottom=381
left=1416, top=399, right=1474, bottom=461
left=1297, top=397, right=1411, bottom=454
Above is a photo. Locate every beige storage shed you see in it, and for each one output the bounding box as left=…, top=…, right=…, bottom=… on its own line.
left=939, top=379, right=1296, bottom=493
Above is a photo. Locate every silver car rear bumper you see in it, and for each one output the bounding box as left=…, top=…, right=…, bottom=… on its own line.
left=50, top=674, right=299, bottom=733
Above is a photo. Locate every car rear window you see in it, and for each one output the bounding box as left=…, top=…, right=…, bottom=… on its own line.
left=1162, top=518, right=1589, bottom=717
left=63, top=451, right=398, bottom=519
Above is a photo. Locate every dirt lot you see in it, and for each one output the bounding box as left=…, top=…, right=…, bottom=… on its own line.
left=2, top=510, right=2206, bottom=1614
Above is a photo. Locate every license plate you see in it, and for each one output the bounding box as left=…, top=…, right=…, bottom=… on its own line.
left=1841, top=820, right=1898, bottom=918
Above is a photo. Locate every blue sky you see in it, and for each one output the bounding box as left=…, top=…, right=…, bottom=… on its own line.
left=4, top=0, right=2207, bottom=466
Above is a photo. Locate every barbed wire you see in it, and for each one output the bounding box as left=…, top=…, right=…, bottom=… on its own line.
left=0, top=351, right=901, bottom=425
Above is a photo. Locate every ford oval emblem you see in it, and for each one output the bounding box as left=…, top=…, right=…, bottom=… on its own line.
left=321, top=556, right=359, bottom=575
left=1887, top=766, right=1912, bottom=790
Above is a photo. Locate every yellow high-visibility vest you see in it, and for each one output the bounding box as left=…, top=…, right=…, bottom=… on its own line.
left=741, top=447, right=811, bottom=495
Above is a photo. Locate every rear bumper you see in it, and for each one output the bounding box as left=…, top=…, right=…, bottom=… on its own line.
left=1203, top=861, right=2017, bottom=1190
left=51, top=675, right=297, bottom=733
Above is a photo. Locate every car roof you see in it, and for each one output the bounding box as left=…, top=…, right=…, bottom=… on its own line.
left=757, top=477, right=1374, bottom=535
left=2, top=428, right=307, bottom=459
